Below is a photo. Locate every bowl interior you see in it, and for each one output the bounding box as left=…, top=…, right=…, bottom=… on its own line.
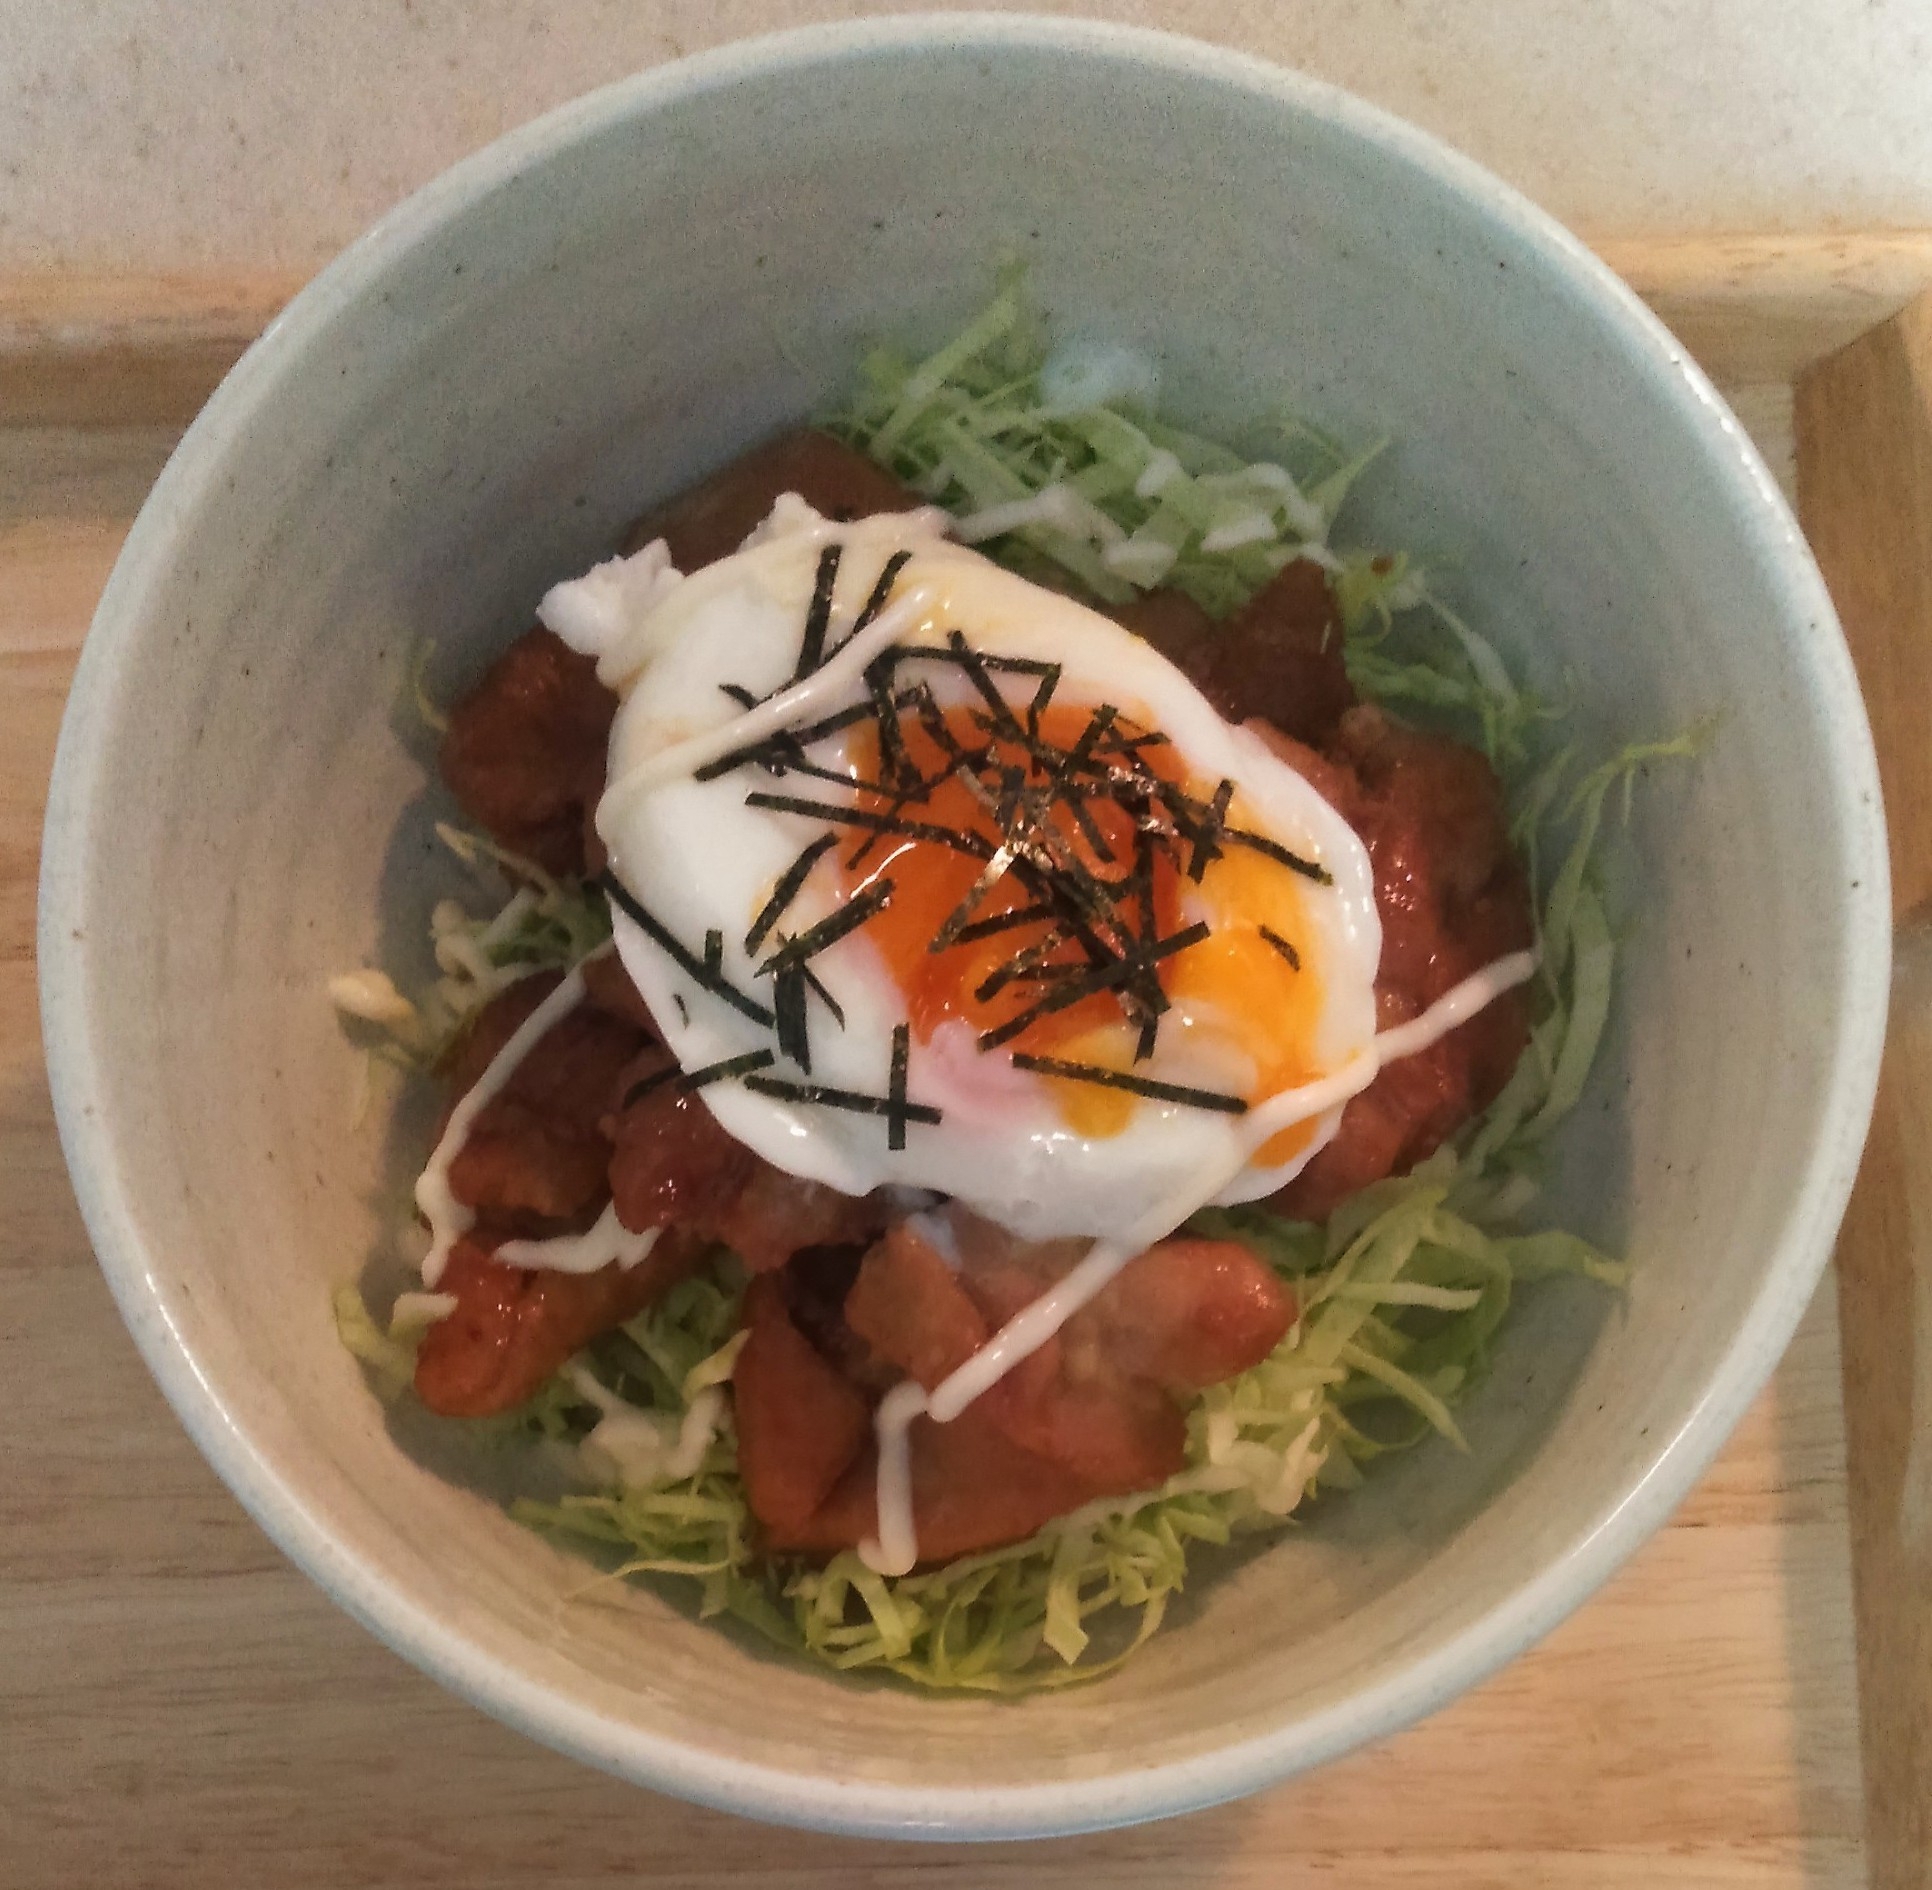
left=42, top=19, right=1887, bottom=1836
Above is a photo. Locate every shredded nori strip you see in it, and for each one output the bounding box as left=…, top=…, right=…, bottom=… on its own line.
left=742, top=1074, right=942, bottom=1127
left=887, top=1023, right=913, bottom=1150
left=758, top=877, right=896, bottom=972
left=943, top=627, right=1025, bottom=741
left=1259, top=925, right=1302, bottom=971
left=1148, top=778, right=1215, bottom=868
left=1008, top=1053, right=1249, bottom=1115
left=1187, top=779, right=1235, bottom=881
left=1129, top=829, right=1161, bottom=1062
left=844, top=691, right=965, bottom=871
left=618, top=1061, right=679, bottom=1110
left=691, top=544, right=922, bottom=784
left=754, top=744, right=891, bottom=792
left=694, top=688, right=927, bottom=784
left=953, top=768, right=1123, bottom=951
left=946, top=899, right=1059, bottom=946
left=927, top=767, right=1029, bottom=949
left=972, top=926, right=1074, bottom=1002
left=800, top=960, right=846, bottom=1027
left=977, top=920, right=1210, bottom=1050
left=826, top=547, right=913, bottom=659
left=782, top=688, right=926, bottom=753
left=997, top=823, right=1169, bottom=1033
left=1099, top=727, right=1170, bottom=754
left=600, top=870, right=775, bottom=1026
left=622, top=1046, right=775, bottom=1109
left=874, top=640, right=1061, bottom=686
left=1036, top=706, right=1125, bottom=862
left=793, top=544, right=842, bottom=680
left=1129, top=826, right=1159, bottom=934
left=1062, top=787, right=1115, bottom=864
left=1048, top=703, right=1119, bottom=800
left=774, top=964, right=811, bottom=1071
left=744, top=834, right=838, bottom=956
left=742, top=791, right=996, bottom=861
left=904, top=682, right=985, bottom=771
left=844, top=780, right=927, bottom=872
left=864, top=658, right=916, bottom=791
left=703, top=930, right=724, bottom=977
left=1025, top=663, right=1062, bottom=738
left=1223, top=827, right=1333, bottom=884
left=679, top=1047, right=777, bottom=1091
left=928, top=847, right=1014, bottom=953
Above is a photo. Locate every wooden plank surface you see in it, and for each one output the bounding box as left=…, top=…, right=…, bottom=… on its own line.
left=0, top=306, right=1873, bottom=1886
left=6, top=232, right=1932, bottom=428
left=1797, top=296, right=1932, bottom=1890
left=1597, top=232, right=1932, bottom=386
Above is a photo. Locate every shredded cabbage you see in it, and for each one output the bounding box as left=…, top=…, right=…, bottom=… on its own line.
left=330, top=824, right=612, bottom=1068
left=828, top=266, right=1379, bottom=619
left=337, top=280, right=1694, bottom=1692
left=333, top=1281, right=419, bottom=1398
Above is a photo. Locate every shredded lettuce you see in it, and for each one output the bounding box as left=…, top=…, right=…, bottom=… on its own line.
left=336, top=279, right=1695, bottom=1693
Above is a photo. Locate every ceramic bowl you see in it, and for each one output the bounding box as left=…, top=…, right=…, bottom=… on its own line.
left=38, top=14, right=1889, bottom=1839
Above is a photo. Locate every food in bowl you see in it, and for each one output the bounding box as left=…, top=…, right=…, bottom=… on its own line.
left=334, top=281, right=1686, bottom=1688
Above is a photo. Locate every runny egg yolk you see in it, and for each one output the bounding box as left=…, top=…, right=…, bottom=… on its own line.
left=836, top=696, right=1331, bottom=1159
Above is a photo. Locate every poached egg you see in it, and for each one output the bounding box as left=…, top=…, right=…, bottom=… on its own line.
left=542, top=498, right=1382, bottom=1245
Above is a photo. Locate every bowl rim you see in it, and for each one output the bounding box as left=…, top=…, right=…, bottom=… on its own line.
left=38, top=8, right=1892, bottom=1841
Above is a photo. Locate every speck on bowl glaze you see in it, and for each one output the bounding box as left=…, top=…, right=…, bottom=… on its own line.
left=37, top=14, right=1889, bottom=1840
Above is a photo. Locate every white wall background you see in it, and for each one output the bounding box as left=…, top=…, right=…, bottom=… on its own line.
left=2, top=0, right=1929, bottom=274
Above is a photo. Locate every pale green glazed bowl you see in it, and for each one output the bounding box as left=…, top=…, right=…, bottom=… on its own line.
left=39, top=13, right=1888, bottom=1839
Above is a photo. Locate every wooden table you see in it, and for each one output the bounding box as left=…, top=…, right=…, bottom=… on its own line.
left=4, top=238, right=1928, bottom=1888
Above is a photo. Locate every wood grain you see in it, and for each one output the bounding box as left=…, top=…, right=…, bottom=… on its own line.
left=1797, top=293, right=1932, bottom=1890
left=4, top=232, right=1930, bottom=430
left=0, top=287, right=1877, bottom=1886
left=1596, top=231, right=1932, bottom=386
left=0, top=271, right=302, bottom=427
left=1799, top=298, right=1932, bottom=920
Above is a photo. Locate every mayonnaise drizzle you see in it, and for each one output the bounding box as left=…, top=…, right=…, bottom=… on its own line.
left=856, top=946, right=1541, bottom=1575
left=416, top=963, right=594, bottom=1288
left=867, top=1380, right=930, bottom=1576
left=497, top=1200, right=662, bottom=1275
left=1373, top=953, right=1538, bottom=1062
left=410, top=950, right=672, bottom=1284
